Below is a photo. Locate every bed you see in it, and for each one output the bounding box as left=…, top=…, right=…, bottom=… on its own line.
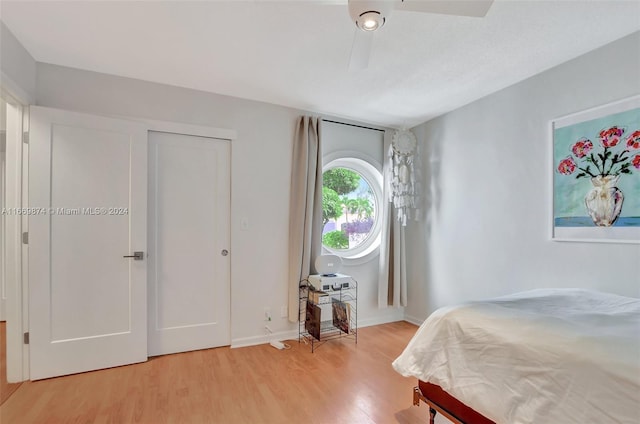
left=392, top=289, right=640, bottom=424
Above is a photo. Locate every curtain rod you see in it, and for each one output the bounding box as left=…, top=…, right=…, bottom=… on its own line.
left=322, top=119, right=385, bottom=133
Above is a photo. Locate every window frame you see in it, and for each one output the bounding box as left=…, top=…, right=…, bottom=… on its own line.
left=321, top=154, right=383, bottom=263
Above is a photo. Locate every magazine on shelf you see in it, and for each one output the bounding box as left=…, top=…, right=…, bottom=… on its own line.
left=332, top=298, right=350, bottom=334
left=305, top=301, right=321, bottom=340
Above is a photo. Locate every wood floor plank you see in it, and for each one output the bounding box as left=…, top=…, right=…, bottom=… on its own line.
left=0, top=321, right=429, bottom=424
left=0, top=322, right=23, bottom=405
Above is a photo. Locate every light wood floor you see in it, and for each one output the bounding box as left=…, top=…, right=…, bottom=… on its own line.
left=1, top=321, right=23, bottom=405
left=0, top=321, right=430, bottom=424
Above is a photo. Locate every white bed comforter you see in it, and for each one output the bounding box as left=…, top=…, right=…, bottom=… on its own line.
left=392, top=289, right=640, bottom=424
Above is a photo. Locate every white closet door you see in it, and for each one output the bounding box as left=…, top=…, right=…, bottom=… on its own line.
left=29, top=106, right=148, bottom=380
left=148, top=131, right=230, bottom=356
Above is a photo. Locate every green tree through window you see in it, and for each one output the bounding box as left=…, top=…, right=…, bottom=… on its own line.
left=322, top=167, right=375, bottom=250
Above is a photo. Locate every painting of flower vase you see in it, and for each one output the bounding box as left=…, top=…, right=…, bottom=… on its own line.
left=553, top=96, right=640, bottom=243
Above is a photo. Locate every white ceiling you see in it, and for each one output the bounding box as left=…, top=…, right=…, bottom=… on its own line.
left=1, top=0, right=639, bottom=128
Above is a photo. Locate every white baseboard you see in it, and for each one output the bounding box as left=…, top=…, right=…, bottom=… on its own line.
left=358, top=310, right=406, bottom=328
left=403, top=314, right=425, bottom=326
left=231, top=329, right=299, bottom=349
left=231, top=310, right=407, bottom=349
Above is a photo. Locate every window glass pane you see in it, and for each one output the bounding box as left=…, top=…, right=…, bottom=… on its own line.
left=322, top=167, right=376, bottom=251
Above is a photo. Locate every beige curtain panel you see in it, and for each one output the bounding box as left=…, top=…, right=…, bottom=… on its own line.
left=288, top=116, right=323, bottom=323
left=378, top=130, right=407, bottom=308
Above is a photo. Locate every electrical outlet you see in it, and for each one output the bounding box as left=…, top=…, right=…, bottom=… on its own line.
left=264, top=307, right=272, bottom=321
left=280, top=305, right=287, bottom=318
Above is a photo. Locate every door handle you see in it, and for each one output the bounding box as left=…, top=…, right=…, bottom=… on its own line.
left=123, top=251, right=144, bottom=260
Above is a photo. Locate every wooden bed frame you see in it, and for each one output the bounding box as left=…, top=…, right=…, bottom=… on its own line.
left=413, top=380, right=495, bottom=424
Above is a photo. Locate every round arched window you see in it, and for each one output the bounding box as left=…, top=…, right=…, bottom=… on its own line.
left=321, top=158, right=382, bottom=259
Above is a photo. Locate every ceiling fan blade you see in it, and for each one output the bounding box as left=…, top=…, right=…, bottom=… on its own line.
left=348, top=29, right=374, bottom=71
left=395, top=0, right=494, bottom=17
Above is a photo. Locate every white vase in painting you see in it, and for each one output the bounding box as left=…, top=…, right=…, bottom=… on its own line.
left=584, top=175, right=624, bottom=226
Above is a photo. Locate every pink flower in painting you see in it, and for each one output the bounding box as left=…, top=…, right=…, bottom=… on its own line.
left=557, top=156, right=576, bottom=175
left=599, top=126, right=624, bottom=147
left=571, top=138, right=593, bottom=158
left=626, top=130, right=640, bottom=150
left=557, top=124, right=640, bottom=180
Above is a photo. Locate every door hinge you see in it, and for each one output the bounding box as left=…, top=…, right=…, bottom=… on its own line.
left=22, top=231, right=28, bottom=244
left=23, top=332, right=29, bottom=344
left=23, top=131, right=29, bottom=144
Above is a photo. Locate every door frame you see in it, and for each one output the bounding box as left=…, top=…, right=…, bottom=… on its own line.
left=139, top=118, right=236, bottom=141
left=13, top=108, right=236, bottom=381
left=1, top=82, right=30, bottom=382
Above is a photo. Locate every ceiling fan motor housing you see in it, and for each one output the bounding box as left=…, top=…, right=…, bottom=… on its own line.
left=348, top=0, right=394, bottom=31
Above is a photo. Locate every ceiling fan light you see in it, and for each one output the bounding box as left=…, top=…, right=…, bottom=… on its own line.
left=363, top=19, right=378, bottom=30
left=357, top=11, right=384, bottom=31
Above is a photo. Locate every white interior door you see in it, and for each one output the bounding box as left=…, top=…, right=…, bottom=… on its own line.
left=29, top=106, right=148, bottom=380
left=148, top=131, right=230, bottom=356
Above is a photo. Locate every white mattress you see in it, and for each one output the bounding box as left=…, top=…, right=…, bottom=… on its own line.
left=392, top=289, right=640, bottom=424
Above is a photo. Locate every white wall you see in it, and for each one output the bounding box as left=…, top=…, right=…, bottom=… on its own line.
left=0, top=21, right=36, bottom=103
left=35, top=63, right=401, bottom=344
left=405, top=32, right=640, bottom=323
